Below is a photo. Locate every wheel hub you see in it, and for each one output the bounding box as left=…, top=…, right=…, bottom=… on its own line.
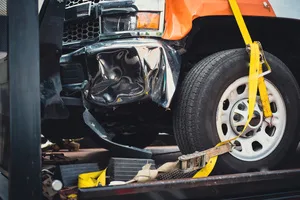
left=217, top=77, right=286, bottom=162
left=230, top=99, right=263, bottom=137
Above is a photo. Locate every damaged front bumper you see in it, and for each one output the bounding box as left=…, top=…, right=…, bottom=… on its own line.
left=60, top=38, right=181, bottom=108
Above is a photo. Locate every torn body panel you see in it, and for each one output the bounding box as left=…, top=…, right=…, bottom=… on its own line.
left=60, top=38, right=181, bottom=108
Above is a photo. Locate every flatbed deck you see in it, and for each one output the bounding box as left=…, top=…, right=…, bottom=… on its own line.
left=79, top=168, right=300, bottom=200
left=55, top=146, right=300, bottom=200
left=1, top=146, right=300, bottom=200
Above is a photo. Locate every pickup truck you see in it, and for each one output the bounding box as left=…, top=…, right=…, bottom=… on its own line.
left=1, top=0, right=300, bottom=174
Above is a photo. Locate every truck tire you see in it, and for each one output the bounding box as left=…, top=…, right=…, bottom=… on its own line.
left=173, top=49, right=300, bottom=173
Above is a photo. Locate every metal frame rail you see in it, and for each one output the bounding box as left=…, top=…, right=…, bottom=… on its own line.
left=79, top=168, right=300, bottom=200
left=7, top=0, right=41, bottom=199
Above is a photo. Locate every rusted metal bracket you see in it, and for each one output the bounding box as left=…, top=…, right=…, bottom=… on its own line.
left=42, top=153, right=78, bottom=165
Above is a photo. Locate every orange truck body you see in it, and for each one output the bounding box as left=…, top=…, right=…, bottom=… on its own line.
left=162, top=0, right=299, bottom=40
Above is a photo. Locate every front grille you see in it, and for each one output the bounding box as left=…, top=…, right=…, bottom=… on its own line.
left=63, top=0, right=136, bottom=45
left=63, top=20, right=100, bottom=44
left=65, top=0, right=100, bottom=8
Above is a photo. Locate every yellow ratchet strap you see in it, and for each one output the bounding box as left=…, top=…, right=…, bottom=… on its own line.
left=227, top=0, right=272, bottom=118
left=193, top=0, right=272, bottom=178
left=78, top=168, right=107, bottom=188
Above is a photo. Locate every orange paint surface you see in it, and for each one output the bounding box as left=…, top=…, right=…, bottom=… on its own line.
left=137, top=12, right=160, bottom=30
left=162, top=0, right=276, bottom=40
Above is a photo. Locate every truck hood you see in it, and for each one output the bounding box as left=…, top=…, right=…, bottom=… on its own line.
left=162, top=0, right=300, bottom=40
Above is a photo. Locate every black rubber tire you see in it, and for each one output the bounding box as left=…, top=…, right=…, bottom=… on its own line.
left=173, top=49, right=300, bottom=173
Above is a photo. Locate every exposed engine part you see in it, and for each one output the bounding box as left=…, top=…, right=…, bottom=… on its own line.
left=42, top=168, right=63, bottom=200
left=42, top=153, right=78, bottom=165
left=52, top=180, right=63, bottom=192
left=41, top=135, right=55, bottom=150
left=41, top=135, right=82, bottom=152
left=63, top=139, right=82, bottom=152
left=59, top=187, right=78, bottom=200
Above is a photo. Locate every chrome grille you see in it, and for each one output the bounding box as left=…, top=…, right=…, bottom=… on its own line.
left=63, top=20, right=100, bottom=44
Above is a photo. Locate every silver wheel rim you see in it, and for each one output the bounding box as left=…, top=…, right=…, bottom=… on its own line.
left=216, top=76, right=286, bottom=162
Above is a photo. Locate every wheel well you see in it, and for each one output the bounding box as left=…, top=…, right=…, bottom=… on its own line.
left=182, top=16, right=300, bottom=85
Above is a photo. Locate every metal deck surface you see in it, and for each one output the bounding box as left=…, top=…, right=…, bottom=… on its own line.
left=56, top=145, right=300, bottom=200
left=79, top=168, right=300, bottom=200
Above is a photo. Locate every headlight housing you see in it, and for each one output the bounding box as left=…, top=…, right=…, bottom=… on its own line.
left=62, top=0, right=165, bottom=46
left=102, top=12, right=160, bottom=34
